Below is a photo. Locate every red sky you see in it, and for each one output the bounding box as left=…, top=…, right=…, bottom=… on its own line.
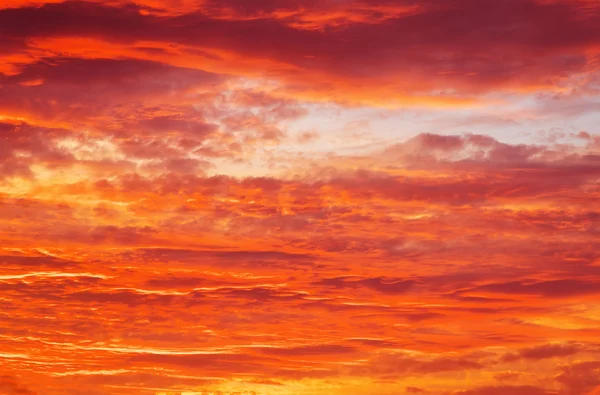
left=1, top=1, right=600, bottom=394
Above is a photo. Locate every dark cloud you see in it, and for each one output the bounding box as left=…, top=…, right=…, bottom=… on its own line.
left=348, top=352, right=485, bottom=377
left=556, top=360, right=600, bottom=395
left=130, top=248, right=317, bottom=271
left=0, top=254, right=78, bottom=269
left=315, top=276, right=417, bottom=294
left=69, top=289, right=177, bottom=306
left=455, top=385, right=552, bottom=395
left=1, top=0, right=599, bottom=100
left=501, top=342, right=592, bottom=363
left=0, top=376, right=37, bottom=395
left=88, top=225, right=158, bottom=245
left=460, top=279, right=600, bottom=298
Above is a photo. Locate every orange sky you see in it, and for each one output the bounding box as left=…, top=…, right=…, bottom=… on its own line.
left=1, top=1, right=600, bottom=394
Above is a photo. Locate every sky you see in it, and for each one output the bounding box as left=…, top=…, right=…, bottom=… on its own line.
left=0, top=0, right=600, bottom=394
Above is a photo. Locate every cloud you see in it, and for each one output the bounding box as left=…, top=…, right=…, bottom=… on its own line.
left=556, top=361, right=600, bottom=395
left=347, top=352, right=485, bottom=378
left=0, top=57, right=223, bottom=123
left=315, top=276, right=417, bottom=294
left=2, top=0, right=600, bottom=105
left=88, top=226, right=159, bottom=245
left=454, top=385, right=552, bottom=395
left=130, top=352, right=278, bottom=373
left=1, top=0, right=600, bottom=392
left=458, top=279, right=600, bottom=298
left=0, top=254, right=78, bottom=269
left=258, top=344, right=357, bottom=357
left=0, top=121, right=72, bottom=179
left=0, top=376, right=37, bottom=395
left=129, top=248, right=317, bottom=272
left=68, top=288, right=178, bottom=306
left=493, top=371, right=522, bottom=381
left=501, top=342, right=593, bottom=362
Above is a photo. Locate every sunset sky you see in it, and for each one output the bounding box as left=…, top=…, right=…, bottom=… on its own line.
left=1, top=1, right=600, bottom=394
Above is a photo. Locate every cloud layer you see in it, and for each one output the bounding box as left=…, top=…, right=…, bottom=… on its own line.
left=1, top=1, right=600, bottom=394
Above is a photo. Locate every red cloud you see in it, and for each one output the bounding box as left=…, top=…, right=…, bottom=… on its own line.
left=1, top=0, right=600, bottom=104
